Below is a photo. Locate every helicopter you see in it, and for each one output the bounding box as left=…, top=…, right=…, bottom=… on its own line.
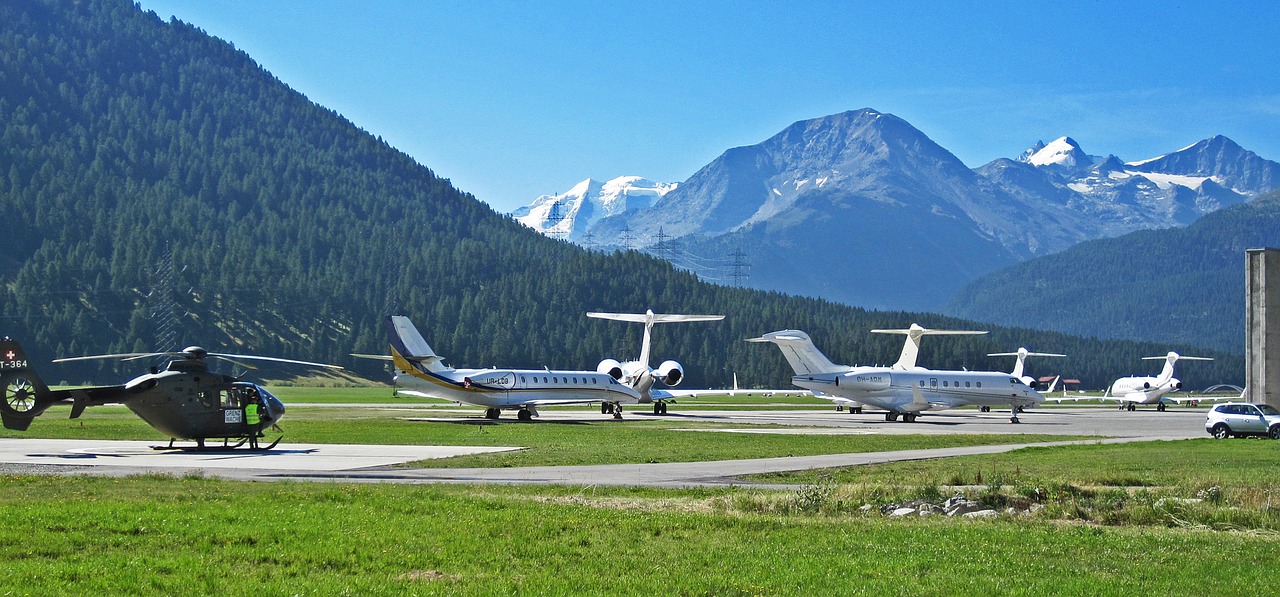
left=0, top=336, right=341, bottom=450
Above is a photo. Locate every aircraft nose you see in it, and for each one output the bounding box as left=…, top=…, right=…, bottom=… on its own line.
left=257, top=388, right=286, bottom=422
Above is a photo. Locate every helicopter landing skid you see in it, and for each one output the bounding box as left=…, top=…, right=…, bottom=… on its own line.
left=151, top=436, right=286, bottom=452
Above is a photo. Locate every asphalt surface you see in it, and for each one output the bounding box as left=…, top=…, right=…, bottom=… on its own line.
left=0, top=405, right=1214, bottom=488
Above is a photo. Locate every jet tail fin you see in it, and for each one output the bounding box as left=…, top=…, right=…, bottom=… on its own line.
left=987, top=348, right=1066, bottom=379
left=747, top=330, right=844, bottom=375
left=872, top=323, right=986, bottom=370
left=386, top=316, right=450, bottom=373
left=587, top=309, right=723, bottom=368
left=1143, top=352, right=1212, bottom=384
left=0, top=338, right=57, bottom=431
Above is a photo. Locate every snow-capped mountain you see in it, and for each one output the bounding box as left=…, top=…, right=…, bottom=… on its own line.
left=984, top=134, right=1278, bottom=234
left=1020, top=136, right=1097, bottom=171
left=512, top=176, right=677, bottom=242
left=511, top=109, right=1280, bottom=311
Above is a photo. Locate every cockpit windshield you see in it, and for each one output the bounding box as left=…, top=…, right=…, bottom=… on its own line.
left=253, top=385, right=285, bottom=419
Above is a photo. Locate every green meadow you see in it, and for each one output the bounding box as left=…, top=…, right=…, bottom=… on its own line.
left=2, top=386, right=1277, bottom=594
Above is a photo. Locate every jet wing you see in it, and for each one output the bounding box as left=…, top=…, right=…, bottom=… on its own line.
left=1164, top=393, right=1241, bottom=404
left=908, top=385, right=954, bottom=412
left=648, top=388, right=813, bottom=400
left=523, top=398, right=611, bottom=407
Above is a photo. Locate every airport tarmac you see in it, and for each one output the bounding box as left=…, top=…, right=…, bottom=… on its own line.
left=0, top=406, right=1214, bottom=488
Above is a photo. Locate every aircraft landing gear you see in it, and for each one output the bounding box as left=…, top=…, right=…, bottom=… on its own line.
left=653, top=402, right=668, bottom=415
left=1156, top=403, right=1167, bottom=412
left=517, top=409, right=532, bottom=421
left=903, top=413, right=918, bottom=423
left=885, top=412, right=899, bottom=422
left=484, top=408, right=501, bottom=419
left=1126, top=403, right=1137, bottom=412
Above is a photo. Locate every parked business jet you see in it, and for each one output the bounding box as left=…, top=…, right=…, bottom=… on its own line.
left=988, top=347, right=1066, bottom=384
left=1103, top=352, right=1212, bottom=411
left=355, top=316, right=641, bottom=420
left=979, top=347, right=1065, bottom=412
left=748, top=326, right=1044, bottom=423
left=588, top=310, right=724, bottom=415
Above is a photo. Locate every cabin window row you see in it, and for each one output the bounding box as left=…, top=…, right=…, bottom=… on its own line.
left=919, top=380, right=983, bottom=388
left=519, top=375, right=609, bottom=385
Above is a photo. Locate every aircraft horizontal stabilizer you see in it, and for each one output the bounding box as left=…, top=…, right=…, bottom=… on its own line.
left=350, top=353, right=393, bottom=361
left=871, top=324, right=986, bottom=337
left=1141, top=353, right=1212, bottom=361
left=587, top=312, right=724, bottom=324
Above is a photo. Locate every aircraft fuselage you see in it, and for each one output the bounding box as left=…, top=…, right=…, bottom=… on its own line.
left=395, top=366, right=640, bottom=409
left=1109, top=376, right=1181, bottom=404
left=789, top=367, right=1043, bottom=414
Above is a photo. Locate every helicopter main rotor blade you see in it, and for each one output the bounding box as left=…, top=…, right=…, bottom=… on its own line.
left=53, top=352, right=169, bottom=363
left=208, top=353, right=344, bottom=369
left=208, top=355, right=259, bottom=370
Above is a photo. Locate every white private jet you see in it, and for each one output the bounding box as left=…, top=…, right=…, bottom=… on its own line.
left=1103, top=352, right=1212, bottom=411
left=748, top=324, right=1044, bottom=423
left=588, top=309, right=724, bottom=415
left=982, top=347, right=1066, bottom=411
left=355, top=315, right=641, bottom=420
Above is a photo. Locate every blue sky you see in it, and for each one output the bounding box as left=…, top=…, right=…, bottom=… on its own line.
left=137, top=1, right=1280, bottom=212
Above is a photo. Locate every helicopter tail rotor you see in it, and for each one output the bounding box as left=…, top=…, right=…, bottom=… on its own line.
left=0, top=338, right=58, bottom=431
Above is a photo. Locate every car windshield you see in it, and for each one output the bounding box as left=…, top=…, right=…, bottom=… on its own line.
left=1257, top=404, right=1280, bottom=416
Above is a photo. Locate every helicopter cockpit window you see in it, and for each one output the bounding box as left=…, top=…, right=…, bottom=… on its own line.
left=219, top=388, right=241, bottom=409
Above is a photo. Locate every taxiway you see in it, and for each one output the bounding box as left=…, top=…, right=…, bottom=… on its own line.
left=0, top=406, right=1214, bottom=487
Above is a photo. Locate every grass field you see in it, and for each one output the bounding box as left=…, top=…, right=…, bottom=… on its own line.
left=3, top=386, right=1277, bottom=593
left=1, top=471, right=1277, bottom=595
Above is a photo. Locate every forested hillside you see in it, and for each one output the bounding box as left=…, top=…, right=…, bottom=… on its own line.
left=946, top=190, right=1280, bottom=353
left=0, top=0, right=1242, bottom=389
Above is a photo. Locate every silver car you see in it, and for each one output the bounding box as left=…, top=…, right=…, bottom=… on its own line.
left=1205, top=402, right=1280, bottom=439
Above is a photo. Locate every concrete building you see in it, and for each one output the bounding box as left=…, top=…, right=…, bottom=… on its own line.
left=1246, top=248, right=1280, bottom=407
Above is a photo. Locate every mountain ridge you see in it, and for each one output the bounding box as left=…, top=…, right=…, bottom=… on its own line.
left=516, top=110, right=1278, bottom=312
left=944, top=189, right=1280, bottom=353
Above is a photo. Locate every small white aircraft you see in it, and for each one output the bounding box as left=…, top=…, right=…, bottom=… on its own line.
left=1103, top=351, right=1212, bottom=411
left=748, top=324, right=1044, bottom=423
left=356, top=316, right=641, bottom=420
left=588, top=309, right=724, bottom=415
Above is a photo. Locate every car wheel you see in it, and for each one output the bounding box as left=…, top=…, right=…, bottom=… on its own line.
left=1270, top=425, right=1280, bottom=440
left=1211, top=423, right=1231, bottom=439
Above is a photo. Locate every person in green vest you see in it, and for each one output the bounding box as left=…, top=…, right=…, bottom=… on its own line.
left=244, top=389, right=262, bottom=449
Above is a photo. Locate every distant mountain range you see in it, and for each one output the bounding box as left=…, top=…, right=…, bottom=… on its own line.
left=943, top=189, right=1280, bottom=354
left=513, top=109, right=1280, bottom=311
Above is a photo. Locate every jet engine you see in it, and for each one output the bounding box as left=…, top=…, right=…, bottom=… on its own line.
left=1021, top=376, right=1037, bottom=388
left=597, top=359, right=623, bottom=380
left=655, top=360, right=684, bottom=386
